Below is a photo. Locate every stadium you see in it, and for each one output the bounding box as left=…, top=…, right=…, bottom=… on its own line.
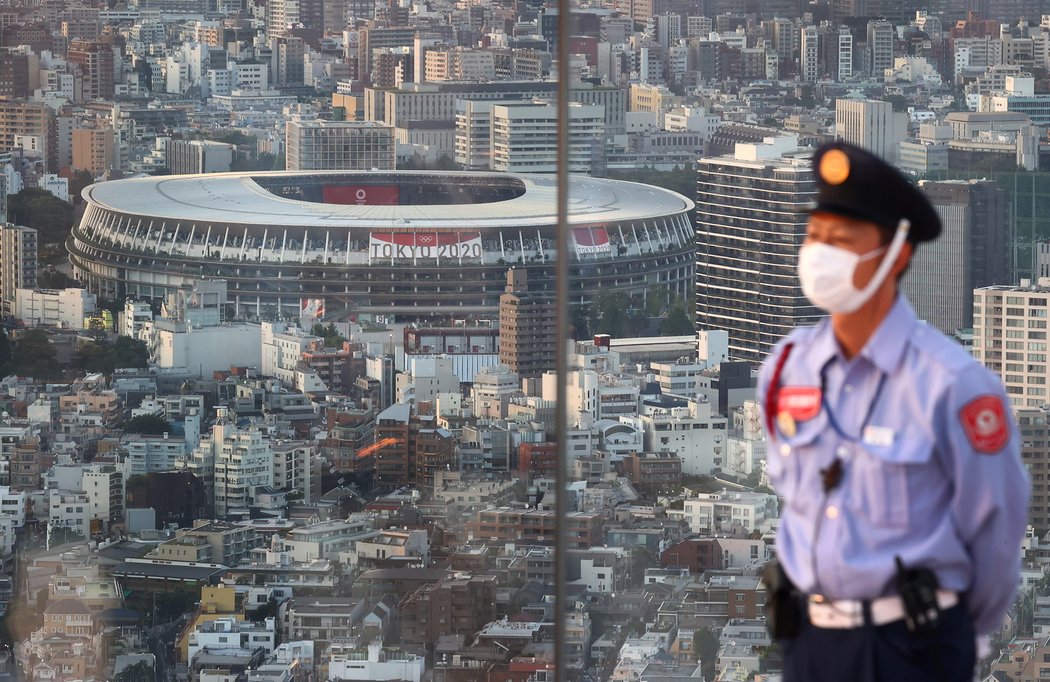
left=68, top=171, right=695, bottom=320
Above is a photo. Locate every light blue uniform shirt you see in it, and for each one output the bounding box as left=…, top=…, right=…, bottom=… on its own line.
left=758, top=296, right=1030, bottom=635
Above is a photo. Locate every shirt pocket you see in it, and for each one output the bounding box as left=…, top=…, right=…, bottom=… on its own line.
left=769, top=412, right=828, bottom=510
left=849, top=433, right=934, bottom=529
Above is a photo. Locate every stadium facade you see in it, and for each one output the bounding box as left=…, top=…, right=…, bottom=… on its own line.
left=69, top=171, right=695, bottom=321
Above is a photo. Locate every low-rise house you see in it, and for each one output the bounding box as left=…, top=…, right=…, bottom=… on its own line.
left=187, top=616, right=277, bottom=663
left=327, top=641, right=424, bottom=682
left=281, top=596, right=366, bottom=649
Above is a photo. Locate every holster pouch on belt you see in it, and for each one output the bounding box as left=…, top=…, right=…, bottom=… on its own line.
left=762, top=560, right=803, bottom=640
left=895, top=556, right=941, bottom=634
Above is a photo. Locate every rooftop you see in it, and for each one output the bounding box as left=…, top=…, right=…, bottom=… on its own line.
left=84, top=171, right=693, bottom=228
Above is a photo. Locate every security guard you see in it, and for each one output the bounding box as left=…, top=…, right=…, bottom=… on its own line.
left=758, top=142, right=1030, bottom=682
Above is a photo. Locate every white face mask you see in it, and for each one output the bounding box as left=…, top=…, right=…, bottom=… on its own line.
left=797, top=219, right=910, bottom=314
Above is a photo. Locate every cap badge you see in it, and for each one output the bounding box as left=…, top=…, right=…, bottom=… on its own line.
left=819, top=148, right=851, bottom=185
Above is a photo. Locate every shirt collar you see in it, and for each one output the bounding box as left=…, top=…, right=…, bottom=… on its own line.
left=808, top=295, right=917, bottom=376
left=860, top=295, right=917, bottom=375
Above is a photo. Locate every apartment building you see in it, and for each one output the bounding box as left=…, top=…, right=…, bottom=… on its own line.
left=0, top=224, right=37, bottom=316
left=470, top=507, right=603, bottom=549
left=973, top=282, right=1050, bottom=408
left=285, top=120, right=395, bottom=171
left=694, top=136, right=818, bottom=362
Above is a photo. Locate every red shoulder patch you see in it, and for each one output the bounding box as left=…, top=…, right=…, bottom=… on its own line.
left=960, top=395, right=1009, bottom=454
left=777, top=386, right=822, bottom=421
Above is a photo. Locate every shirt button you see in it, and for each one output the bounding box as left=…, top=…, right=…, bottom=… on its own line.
left=836, top=446, right=849, bottom=458
left=843, top=384, right=853, bottom=393
left=826, top=506, right=839, bottom=520
left=780, top=444, right=791, bottom=457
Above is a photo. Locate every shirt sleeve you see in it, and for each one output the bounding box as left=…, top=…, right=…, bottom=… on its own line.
left=939, top=363, right=1030, bottom=635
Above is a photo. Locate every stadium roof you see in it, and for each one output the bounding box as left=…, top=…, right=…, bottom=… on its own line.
left=83, top=171, right=693, bottom=228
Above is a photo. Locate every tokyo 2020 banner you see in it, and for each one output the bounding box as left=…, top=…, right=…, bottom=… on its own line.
left=368, top=232, right=483, bottom=262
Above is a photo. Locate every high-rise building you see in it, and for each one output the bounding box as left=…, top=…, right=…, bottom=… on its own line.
left=272, top=441, right=320, bottom=504
left=834, top=98, right=908, bottom=163
left=272, top=36, right=305, bottom=87
left=0, top=101, right=51, bottom=168
left=836, top=26, right=853, bottom=81
left=0, top=50, right=33, bottom=100
left=71, top=127, right=116, bottom=176
left=866, top=19, right=894, bottom=79
left=972, top=0, right=1050, bottom=23
left=400, top=575, right=498, bottom=647
left=285, top=120, right=396, bottom=171
left=903, top=180, right=1009, bottom=334
left=973, top=282, right=1050, bottom=409
left=166, top=139, right=236, bottom=174
left=694, top=136, right=819, bottom=363
left=372, top=405, right=455, bottom=491
left=771, top=18, right=798, bottom=66
left=655, top=13, right=682, bottom=53
left=490, top=101, right=605, bottom=173
left=0, top=224, right=37, bottom=316
left=67, top=39, right=114, bottom=101
left=831, top=0, right=922, bottom=23
left=188, top=409, right=275, bottom=518
left=800, top=25, right=820, bottom=82
left=1016, top=406, right=1050, bottom=532
left=358, top=26, right=421, bottom=83
left=499, top=268, right=555, bottom=379
left=265, top=0, right=323, bottom=39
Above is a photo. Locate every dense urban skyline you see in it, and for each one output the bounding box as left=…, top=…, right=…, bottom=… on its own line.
left=0, top=0, right=1047, bottom=681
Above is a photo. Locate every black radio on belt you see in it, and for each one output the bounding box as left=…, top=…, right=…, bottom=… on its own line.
left=895, top=556, right=941, bottom=633
left=762, top=560, right=804, bottom=640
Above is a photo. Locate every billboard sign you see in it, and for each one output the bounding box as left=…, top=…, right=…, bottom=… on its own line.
left=323, top=185, right=400, bottom=205
left=369, top=232, right=483, bottom=261
left=573, top=227, right=611, bottom=255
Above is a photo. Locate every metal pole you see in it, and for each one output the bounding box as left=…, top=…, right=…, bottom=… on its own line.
left=554, top=0, right=572, bottom=676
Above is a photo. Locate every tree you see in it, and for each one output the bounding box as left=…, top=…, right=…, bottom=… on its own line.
left=249, top=597, right=280, bottom=622
left=885, top=94, right=909, bottom=112
left=0, top=327, right=10, bottom=376
left=210, top=130, right=255, bottom=147
left=607, top=166, right=696, bottom=201
left=73, top=336, right=149, bottom=374
left=798, top=84, right=817, bottom=108
left=72, top=339, right=109, bottom=372
left=645, top=286, right=671, bottom=317
left=7, top=188, right=75, bottom=243
left=661, top=299, right=694, bottom=335
left=693, top=628, right=720, bottom=679
left=37, top=268, right=78, bottom=289
left=434, top=154, right=459, bottom=170
left=67, top=170, right=95, bottom=204
left=591, top=293, right=630, bottom=337
left=570, top=304, right=590, bottom=339
left=10, top=329, right=59, bottom=380
left=231, top=152, right=279, bottom=172
left=125, top=414, right=172, bottom=435
left=47, top=524, right=85, bottom=548
left=154, top=590, right=196, bottom=623
left=311, top=323, right=346, bottom=347
left=111, top=336, right=150, bottom=369
left=115, top=660, right=155, bottom=682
